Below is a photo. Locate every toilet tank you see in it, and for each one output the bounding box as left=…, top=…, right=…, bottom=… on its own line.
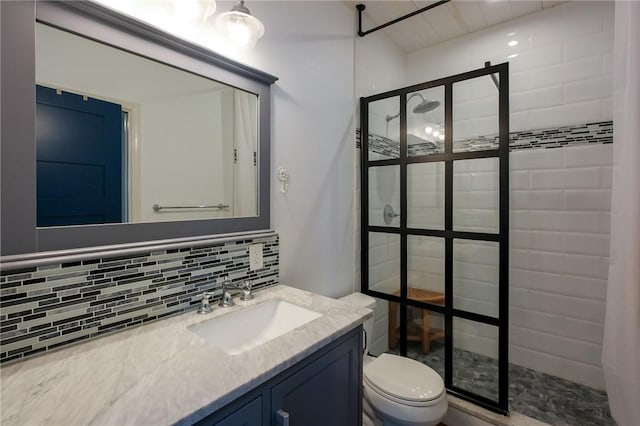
left=339, top=293, right=376, bottom=354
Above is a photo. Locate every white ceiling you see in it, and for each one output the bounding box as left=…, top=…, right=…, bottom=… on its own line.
left=355, top=0, right=566, bottom=53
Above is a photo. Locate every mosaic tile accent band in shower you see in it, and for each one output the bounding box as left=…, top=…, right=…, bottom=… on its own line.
left=0, top=233, right=279, bottom=364
left=357, top=120, right=613, bottom=157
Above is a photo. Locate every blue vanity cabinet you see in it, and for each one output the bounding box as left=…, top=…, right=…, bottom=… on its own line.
left=195, top=326, right=363, bottom=426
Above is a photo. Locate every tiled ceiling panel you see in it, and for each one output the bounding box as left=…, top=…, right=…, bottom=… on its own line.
left=355, top=0, right=567, bottom=53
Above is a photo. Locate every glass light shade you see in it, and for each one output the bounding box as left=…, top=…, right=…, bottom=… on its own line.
left=216, top=2, right=264, bottom=48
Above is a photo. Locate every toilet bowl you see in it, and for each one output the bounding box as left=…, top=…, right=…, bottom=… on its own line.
left=340, top=293, right=447, bottom=426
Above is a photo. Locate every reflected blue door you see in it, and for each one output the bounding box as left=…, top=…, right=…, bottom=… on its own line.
left=36, top=85, right=123, bottom=226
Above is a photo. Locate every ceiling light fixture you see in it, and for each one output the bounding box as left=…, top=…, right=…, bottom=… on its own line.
left=508, top=40, right=518, bottom=47
left=216, top=0, right=264, bottom=48
left=425, top=126, right=433, bottom=134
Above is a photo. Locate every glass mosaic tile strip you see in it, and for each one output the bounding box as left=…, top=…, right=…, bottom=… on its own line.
left=0, top=234, right=279, bottom=364
left=357, top=121, right=613, bottom=157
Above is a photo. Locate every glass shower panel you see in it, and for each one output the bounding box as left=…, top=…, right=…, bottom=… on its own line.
left=452, top=318, right=499, bottom=402
left=368, top=232, right=400, bottom=297
left=452, top=75, right=499, bottom=153
left=453, top=239, right=499, bottom=318
left=407, top=162, right=445, bottom=229
left=395, top=306, right=446, bottom=379
left=453, top=158, right=499, bottom=233
left=368, top=165, right=400, bottom=228
left=406, top=86, right=444, bottom=157
left=367, top=96, right=400, bottom=161
left=407, top=235, right=445, bottom=302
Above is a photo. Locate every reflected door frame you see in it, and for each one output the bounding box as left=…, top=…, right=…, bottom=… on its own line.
left=360, top=62, right=510, bottom=414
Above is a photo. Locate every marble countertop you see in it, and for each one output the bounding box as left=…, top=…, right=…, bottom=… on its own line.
left=0, top=285, right=371, bottom=426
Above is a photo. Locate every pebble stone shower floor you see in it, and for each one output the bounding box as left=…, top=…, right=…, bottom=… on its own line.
left=389, top=341, right=615, bottom=426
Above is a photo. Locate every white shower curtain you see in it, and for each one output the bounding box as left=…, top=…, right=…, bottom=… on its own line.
left=602, top=2, right=640, bottom=425
left=233, top=91, right=258, bottom=216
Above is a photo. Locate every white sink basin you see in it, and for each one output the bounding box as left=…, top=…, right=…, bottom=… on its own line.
left=188, top=298, right=322, bottom=355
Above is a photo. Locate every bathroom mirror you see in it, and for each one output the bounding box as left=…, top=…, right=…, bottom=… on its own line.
left=0, top=1, right=278, bottom=255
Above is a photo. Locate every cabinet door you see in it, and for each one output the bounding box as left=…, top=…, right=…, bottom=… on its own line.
left=196, top=396, right=263, bottom=426
left=271, top=330, right=362, bottom=426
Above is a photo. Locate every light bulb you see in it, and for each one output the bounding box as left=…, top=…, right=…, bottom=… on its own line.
left=227, top=18, right=251, bottom=46
left=425, top=126, right=433, bottom=134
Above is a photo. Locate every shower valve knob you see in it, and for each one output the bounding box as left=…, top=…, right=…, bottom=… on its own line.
left=383, top=204, right=400, bottom=225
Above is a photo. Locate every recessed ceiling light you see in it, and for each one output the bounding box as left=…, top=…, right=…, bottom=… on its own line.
left=425, top=126, right=433, bottom=134
left=508, top=40, right=518, bottom=47
left=507, top=53, right=519, bottom=59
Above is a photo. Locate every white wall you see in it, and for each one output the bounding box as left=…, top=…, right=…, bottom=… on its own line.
left=248, top=2, right=356, bottom=298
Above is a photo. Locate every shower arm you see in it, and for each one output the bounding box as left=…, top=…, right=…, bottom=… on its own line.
left=485, top=61, right=500, bottom=89
left=385, top=93, right=426, bottom=122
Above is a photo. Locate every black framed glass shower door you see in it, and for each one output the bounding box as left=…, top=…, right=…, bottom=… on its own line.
left=360, top=62, right=509, bottom=414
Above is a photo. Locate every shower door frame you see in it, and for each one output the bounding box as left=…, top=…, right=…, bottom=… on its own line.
left=360, top=62, right=509, bottom=414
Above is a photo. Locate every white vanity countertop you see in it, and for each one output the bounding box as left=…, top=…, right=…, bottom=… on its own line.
left=0, top=285, right=371, bottom=426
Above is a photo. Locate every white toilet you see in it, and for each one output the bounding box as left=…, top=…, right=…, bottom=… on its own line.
left=340, top=293, right=447, bottom=426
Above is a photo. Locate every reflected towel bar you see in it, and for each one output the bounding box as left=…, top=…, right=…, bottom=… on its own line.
left=152, top=203, right=229, bottom=212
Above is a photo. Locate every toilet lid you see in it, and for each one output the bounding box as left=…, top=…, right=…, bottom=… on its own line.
left=363, top=354, right=444, bottom=404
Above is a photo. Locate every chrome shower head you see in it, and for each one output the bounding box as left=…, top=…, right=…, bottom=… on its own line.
left=412, top=99, right=440, bottom=114
left=385, top=93, right=441, bottom=122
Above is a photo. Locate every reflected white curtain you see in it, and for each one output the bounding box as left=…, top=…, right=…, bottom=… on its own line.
left=602, top=2, right=640, bottom=425
left=233, top=91, right=258, bottom=216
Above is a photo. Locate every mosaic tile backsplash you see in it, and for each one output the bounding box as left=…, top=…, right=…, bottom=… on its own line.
left=358, top=120, right=613, bottom=157
left=0, top=234, right=279, bottom=364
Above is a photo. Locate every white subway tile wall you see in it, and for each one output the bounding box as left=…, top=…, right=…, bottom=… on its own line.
left=407, top=3, right=614, bottom=135
left=509, top=144, right=612, bottom=389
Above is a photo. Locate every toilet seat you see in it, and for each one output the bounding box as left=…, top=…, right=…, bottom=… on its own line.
left=363, top=353, right=445, bottom=407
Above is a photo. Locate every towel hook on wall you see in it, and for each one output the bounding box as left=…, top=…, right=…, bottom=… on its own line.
left=276, top=167, right=289, bottom=194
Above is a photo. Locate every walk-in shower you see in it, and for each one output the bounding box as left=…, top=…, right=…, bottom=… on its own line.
left=360, top=62, right=510, bottom=414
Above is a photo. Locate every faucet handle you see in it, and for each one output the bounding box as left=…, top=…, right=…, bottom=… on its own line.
left=239, top=281, right=253, bottom=301
left=197, top=292, right=213, bottom=315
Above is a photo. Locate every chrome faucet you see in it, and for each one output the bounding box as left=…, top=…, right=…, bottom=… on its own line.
left=219, top=277, right=253, bottom=308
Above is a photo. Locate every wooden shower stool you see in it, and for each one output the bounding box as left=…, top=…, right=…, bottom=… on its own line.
left=388, top=288, right=445, bottom=354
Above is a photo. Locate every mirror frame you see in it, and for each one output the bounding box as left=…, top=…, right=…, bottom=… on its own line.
left=0, top=1, right=278, bottom=256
